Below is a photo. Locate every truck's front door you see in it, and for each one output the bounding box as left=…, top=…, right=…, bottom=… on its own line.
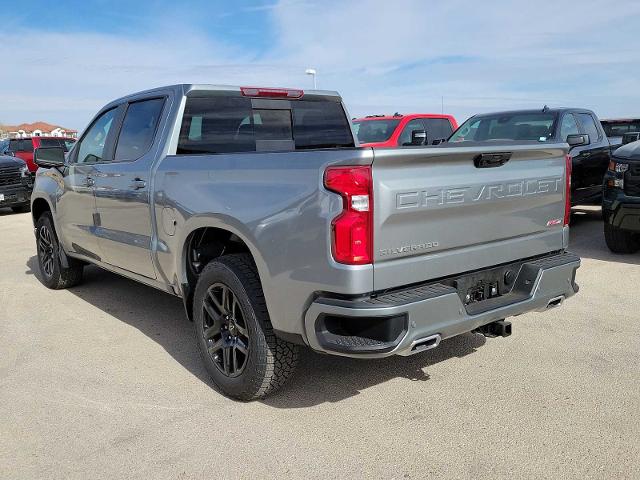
left=57, top=107, right=120, bottom=261
left=575, top=112, right=610, bottom=187
left=91, top=97, right=166, bottom=279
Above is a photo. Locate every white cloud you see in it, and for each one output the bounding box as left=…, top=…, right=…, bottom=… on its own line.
left=1, top=0, right=640, bottom=129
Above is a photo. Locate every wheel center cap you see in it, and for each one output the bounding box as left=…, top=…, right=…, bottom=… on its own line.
left=228, top=322, right=237, bottom=334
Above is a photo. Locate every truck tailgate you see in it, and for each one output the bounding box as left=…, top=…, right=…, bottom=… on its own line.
left=372, top=143, right=569, bottom=290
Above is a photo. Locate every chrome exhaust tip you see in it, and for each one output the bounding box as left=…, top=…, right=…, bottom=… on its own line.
left=406, top=334, right=441, bottom=355
left=546, top=295, right=564, bottom=309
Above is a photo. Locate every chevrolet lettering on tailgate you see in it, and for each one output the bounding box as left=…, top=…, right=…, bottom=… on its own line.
left=396, top=177, right=563, bottom=209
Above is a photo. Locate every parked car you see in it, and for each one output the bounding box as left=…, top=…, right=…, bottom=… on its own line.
left=602, top=140, right=640, bottom=253
left=30, top=84, right=580, bottom=400
left=449, top=108, right=611, bottom=206
left=7, top=136, right=76, bottom=173
left=601, top=118, right=640, bottom=151
left=352, top=113, right=458, bottom=147
left=0, top=139, right=9, bottom=155
left=0, top=153, right=32, bottom=213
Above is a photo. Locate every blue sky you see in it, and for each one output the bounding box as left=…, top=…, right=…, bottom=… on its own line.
left=2, top=0, right=640, bottom=130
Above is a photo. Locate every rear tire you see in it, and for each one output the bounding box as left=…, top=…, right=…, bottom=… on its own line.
left=35, top=212, right=84, bottom=289
left=193, top=253, right=298, bottom=401
left=604, top=223, right=640, bottom=254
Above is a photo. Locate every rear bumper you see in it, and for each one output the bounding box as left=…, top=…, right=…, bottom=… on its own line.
left=304, top=252, right=580, bottom=358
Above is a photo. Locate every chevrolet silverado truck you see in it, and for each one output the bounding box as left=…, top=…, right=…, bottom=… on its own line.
left=30, top=84, right=580, bottom=400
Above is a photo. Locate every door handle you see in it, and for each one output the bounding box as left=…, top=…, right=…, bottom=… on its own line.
left=85, top=176, right=95, bottom=187
left=130, top=178, right=147, bottom=190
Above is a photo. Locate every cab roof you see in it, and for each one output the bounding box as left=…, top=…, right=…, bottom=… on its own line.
left=353, top=113, right=455, bottom=122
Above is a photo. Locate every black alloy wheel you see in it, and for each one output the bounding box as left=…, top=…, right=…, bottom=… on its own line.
left=37, top=224, right=56, bottom=278
left=201, top=283, right=250, bottom=377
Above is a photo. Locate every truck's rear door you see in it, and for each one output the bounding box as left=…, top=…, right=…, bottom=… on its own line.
left=372, top=143, right=569, bottom=290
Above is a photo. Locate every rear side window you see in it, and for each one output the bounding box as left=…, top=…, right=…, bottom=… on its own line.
left=424, top=118, right=453, bottom=143
left=114, top=98, right=165, bottom=161
left=576, top=113, right=601, bottom=141
left=177, top=96, right=354, bottom=155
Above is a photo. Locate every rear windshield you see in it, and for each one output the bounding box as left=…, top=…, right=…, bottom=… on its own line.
left=449, top=113, right=557, bottom=143
left=352, top=119, right=400, bottom=144
left=39, top=138, right=75, bottom=152
left=177, top=96, right=354, bottom=155
left=601, top=120, right=640, bottom=138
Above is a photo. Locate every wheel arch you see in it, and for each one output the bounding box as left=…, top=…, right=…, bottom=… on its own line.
left=177, top=216, right=270, bottom=321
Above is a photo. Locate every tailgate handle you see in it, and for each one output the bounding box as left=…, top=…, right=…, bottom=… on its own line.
left=474, top=152, right=512, bottom=168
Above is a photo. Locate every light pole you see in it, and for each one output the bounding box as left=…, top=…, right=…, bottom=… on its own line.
left=305, top=68, right=317, bottom=89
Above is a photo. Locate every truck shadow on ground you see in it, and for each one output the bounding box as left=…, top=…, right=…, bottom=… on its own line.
left=26, top=255, right=485, bottom=408
left=569, top=206, right=640, bottom=265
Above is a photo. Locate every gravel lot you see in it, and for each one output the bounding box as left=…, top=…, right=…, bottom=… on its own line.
left=1, top=206, right=639, bottom=479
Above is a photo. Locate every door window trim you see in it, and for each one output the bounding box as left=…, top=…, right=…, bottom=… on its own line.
left=111, top=96, right=168, bottom=164
left=576, top=112, right=603, bottom=142
left=69, top=105, right=125, bottom=165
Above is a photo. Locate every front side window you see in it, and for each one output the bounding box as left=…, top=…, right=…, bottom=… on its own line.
left=560, top=114, right=580, bottom=140
left=114, top=98, right=165, bottom=161
left=398, top=119, right=426, bottom=146
left=76, top=108, right=117, bottom=163
left=576, top=113, right=600, bottom=141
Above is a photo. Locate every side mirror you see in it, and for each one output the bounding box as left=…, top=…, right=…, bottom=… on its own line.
left=411, top=129, right=427, bottom=146
left=567, top=134, right=590, bottom=148
left=34, top=146, right=66, bottom=168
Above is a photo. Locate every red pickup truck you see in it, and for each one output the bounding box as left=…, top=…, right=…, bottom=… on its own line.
left=352, top=113, right=458, bottom=147
left=7, top=137, right=76, bottom=173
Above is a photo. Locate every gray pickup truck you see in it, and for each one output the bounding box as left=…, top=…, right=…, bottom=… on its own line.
left=30, top=84, right=580, bottom=400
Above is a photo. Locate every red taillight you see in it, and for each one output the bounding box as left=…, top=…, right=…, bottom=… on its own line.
left=324, top=166, right=373, bottom=265
left=240, top=86, right=304, bottom=98
left=564, top=154, right=572, bottom=226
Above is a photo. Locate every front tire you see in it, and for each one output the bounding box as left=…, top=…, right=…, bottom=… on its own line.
left=193, top=254, right=298, bottom=400
left=604, top=223, right=640, bottom=254
left=35, top=213, right=84, bottom=289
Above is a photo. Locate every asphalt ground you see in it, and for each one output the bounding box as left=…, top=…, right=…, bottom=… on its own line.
left=1, top=206, right=639, bottom=479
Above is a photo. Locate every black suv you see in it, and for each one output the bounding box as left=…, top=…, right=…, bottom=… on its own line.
left=449, top=107, right=612, bottom=205
left=602, top=140, right=640, bottom=253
